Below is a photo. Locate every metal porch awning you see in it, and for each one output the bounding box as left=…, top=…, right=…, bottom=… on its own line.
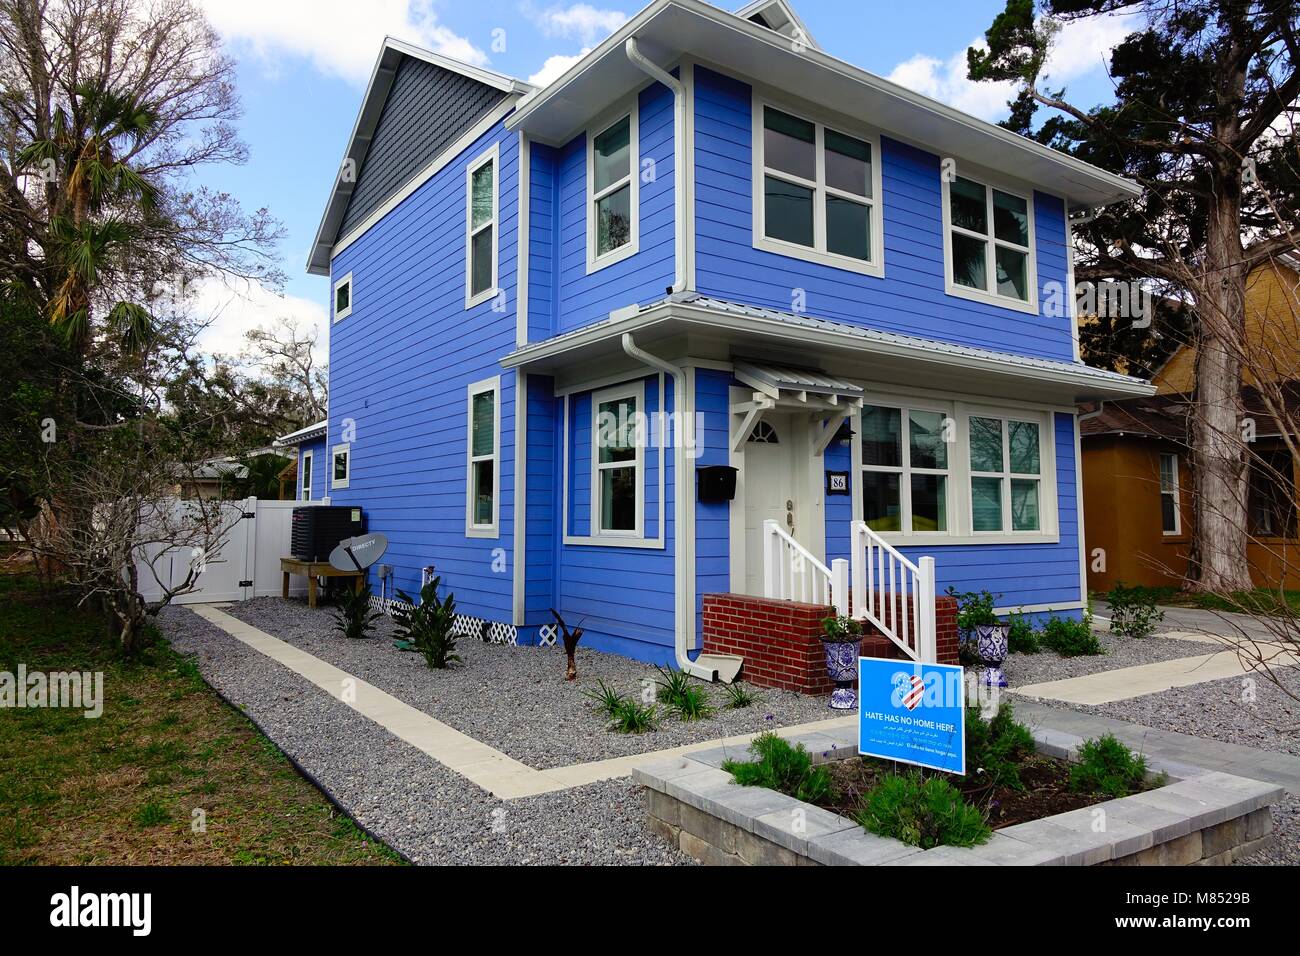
left=730, top=360, right=864, bottom=454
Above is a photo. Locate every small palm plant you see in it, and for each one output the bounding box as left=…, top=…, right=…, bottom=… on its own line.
left=333, top=581, right=383, bottom=640
left=393, top=577, right=461, bottom=669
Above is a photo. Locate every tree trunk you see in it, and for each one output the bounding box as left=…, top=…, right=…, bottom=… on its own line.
left=1189, top=185, right=1253, bottom=592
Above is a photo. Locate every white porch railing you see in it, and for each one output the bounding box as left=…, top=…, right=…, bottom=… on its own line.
left=850, top=520, right=937, bottom=663
left=762, top=519, right=834, bottom=607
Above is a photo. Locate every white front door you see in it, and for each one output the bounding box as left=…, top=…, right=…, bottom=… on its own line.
left=743, top=414, right=800, bottom=596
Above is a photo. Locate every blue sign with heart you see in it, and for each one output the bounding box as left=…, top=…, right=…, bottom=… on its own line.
left=857, top=657, right=966, bottom=774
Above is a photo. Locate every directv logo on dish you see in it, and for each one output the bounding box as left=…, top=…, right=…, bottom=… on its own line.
left=49, top=886, right=151, bottom=937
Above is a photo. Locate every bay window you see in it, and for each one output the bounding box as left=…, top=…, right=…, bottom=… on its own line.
left=754, top=101, right=882, bottom=276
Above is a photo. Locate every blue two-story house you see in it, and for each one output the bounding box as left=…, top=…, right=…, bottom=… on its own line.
left=281, top=0, right=1153, bottom=676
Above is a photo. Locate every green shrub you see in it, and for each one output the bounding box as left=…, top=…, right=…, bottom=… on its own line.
left=610, top=699, right=658, bottom=734
left=583, top=679, right=627, bottom=718
left=1006, top=613, right=1040, bottom=654
left=1070, top=733, right=1154, bottom=797
left=392, top=577, right=461, bottom=669
left=721, top=681, right=760, bottom=709
left=332, top=582, right=383, bottom=640
left=1106, top=582, right=1166, bottom=638
left=722, top=731, right=835, bottom=804
left=855, top=772, right=991, bottom=849
left=964, top=702, right=1035, bottom=791
left=1041, top=614, right=1102, bottom=656
left=947, top=588, right=999, bottom=630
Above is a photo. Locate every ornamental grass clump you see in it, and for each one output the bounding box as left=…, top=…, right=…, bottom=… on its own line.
left=855, top=772, right=991, bottom=849
left=722, top=731, right=835, bottom=804
left=654, top=665, right=715, bottom=721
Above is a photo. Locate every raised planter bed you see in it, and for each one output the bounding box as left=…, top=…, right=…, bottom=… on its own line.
left=634, top=723, right=1283, bottom=866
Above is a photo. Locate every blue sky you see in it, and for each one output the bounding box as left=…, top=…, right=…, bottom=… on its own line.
left=192, top=0, right=1134, bottom=356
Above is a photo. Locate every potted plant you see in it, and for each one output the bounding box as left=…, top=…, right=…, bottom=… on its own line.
left=948, top=588, right=1008, bottom=687
left=819, top=612, right=864, bottom=710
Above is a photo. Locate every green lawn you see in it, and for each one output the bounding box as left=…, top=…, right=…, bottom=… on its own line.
left=0, top=573, right=402, bottom=865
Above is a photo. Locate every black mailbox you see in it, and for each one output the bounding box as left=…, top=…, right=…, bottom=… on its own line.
left=697, top=465, right=738, bottom=503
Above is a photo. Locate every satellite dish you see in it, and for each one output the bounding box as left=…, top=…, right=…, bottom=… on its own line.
left=328, top=533, right=389, bottom=573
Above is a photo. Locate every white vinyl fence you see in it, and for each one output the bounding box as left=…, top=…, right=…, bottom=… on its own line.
left=135, top=497, right=311, bottom=605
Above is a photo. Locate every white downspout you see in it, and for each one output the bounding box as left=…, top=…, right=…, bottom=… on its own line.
left=625, top=37, right=687, bottom=294
left=621, top=333, right=715, bottom=681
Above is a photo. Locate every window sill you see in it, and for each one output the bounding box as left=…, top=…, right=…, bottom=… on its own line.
left=944, top=280, right=1038, bottom=316
left=754, top=235, right=884, bottom=278
left=871, top=532, right=1060, bottom=547
left=466, top=525, right=500, bottom=539
left=586, top=241, right=638, bottom=275
left=465, top=286, right=498, bottom=310
left=563, top=534, right=665, bottom=550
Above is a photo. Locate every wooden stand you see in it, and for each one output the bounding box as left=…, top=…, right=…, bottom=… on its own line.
left=280, top=557, right=364, bottom=609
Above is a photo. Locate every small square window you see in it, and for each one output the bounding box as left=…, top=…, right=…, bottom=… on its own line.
left=331, top=444, right=350, bottom=490
left=333, top=272, right=353, bottom=322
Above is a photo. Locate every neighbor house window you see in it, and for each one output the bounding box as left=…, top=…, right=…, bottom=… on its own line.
left=944, top=175, right=1035, bottom=310
left=1159, top=453, right=1181, bottom=535
left=466, top=377, right=500, bottom=536
left=300, top=451, right=313, bottom=502
left=860, top=404, right=950, bottom=534
left=331, top=444, right=350, bottom=490
left=1247, top=448, right=1295, bottom=538
left=969, top=415, right=1042, bottom=533
left=755, top=102, right=882, bottom=276
left=591, top=383, right=644, bottom=536
left=587, top=108, right=639, bottom=271
left=465, top=145, right=498, bottom=307
left=333, top=272, right=353, bottom=322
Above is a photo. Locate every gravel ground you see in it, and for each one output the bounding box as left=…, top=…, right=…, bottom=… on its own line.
left=1035, top=667, right=1300, bottom=866
left=159, top=605, right=692, bottom=865
left=1001, top=631, right=1207, bottom=688
left=218, top=597, right=835, bottom=769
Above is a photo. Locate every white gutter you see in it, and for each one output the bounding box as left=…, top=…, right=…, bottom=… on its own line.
left=621, top=332, right=715, bottom=681
left=624, top=37, right=688, bottom=294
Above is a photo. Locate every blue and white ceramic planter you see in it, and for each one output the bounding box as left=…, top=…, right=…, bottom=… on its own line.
left=974, top=623, right=1010, bottom=687
left=823, top=639, right=862, bottom=710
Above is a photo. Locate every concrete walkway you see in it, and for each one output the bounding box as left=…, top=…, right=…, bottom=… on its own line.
left=1012, top=699, right=1300, bottom=796
left=1094, top=600, right=1290, bottom=644
left=193, top=605, right=855, bottom=800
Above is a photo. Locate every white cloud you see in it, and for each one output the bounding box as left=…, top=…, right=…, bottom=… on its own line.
left=523, top=3, right=627, bottom=45
left=528, top=49, right=590, bottom=87
left=197, top=0, right=487, bottom=85
left=191, top=276, right=328, bottom=370
left=887, top=13, right=1138, bottom=122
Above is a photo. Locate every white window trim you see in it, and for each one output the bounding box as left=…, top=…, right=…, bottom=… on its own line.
left=1159, top=453, right=1182, bottom=536
left=330, top=443, right=350, bottom=490
left=465, top=376, right=501, bottom=538
left=465, top=143, right=500, bottom=309
left=751, top=95, right=885, bottom=279
left=333, top=272, right=353, bottom=322
left=300, top=450, right=313, bottom=502
left=590, top=380, right=646, bottom=539
left=586, top=101, right=640, bottom=274
left=852, top=395, right=1059, bottom=545
left=941, top=171, right=1038, bottom=315
left=965, top=407, right=1054, bottom=538
left=860, top=398, right=955, bottom=539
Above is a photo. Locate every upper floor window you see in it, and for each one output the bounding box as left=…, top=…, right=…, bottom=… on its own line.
left=466, top=377, right=500, bottom=537
left=333, top=272, right=353, bottom=322
left=587, top=107, right=639, bottom=272
left=943, top=174, right=1036, bottom=313
left=1159, top=453, right=1181, bottom=535
left=754, top=102, right=883, bottom=277
left=591, top=382, right=644, bottom=536
left=300, top=451, right=313, bottom=501
left=465, top=145, right=498, bottom=308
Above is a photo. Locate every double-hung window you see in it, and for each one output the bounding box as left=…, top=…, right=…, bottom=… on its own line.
left=300, top=451, right=313, bottom=501
left=591, top=383, right=644, bottom=536
left=466, top=377, right=500, bottom=536
left=333, top=273, right=353, bottom=322
left=587, top=108, right=638, bottom=271
left=969, top=415, right=1042, bottom=533
left=465, top=145, right=498, bottom=307
left=1159, top=453, right=1181, bottom=535
left=945, top=174, right=1035, bottom=311
left=331, top=444, right=350, bottom=490
left=861, top=404, right=951, bottom=535
left=755, top=102, right=882, bottom=276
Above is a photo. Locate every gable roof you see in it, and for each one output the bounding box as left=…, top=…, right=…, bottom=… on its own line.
left=734, top=0, right=820, bottom=50
left=507, top=0, right=1139, bottom=209
left=306, top=38, right=533, bottom=275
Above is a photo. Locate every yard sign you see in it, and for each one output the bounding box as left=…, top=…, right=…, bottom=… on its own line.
left=857, top=657, right=965, bottom=774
